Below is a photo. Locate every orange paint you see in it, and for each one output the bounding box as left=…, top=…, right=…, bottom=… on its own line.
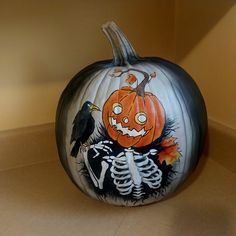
left=102, top=86, right=165, bottom=148
left=126, top=74, right=137, bottom=85
left=159, top=137, right=181, bottom=165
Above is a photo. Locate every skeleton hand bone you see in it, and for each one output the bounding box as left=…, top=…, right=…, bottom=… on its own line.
left=143, top=149, right=158, bottom=157
left=90, top=140, right=113, bottom=158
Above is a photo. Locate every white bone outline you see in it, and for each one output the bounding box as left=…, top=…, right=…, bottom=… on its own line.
left=80, top=141, right=162, bottom=198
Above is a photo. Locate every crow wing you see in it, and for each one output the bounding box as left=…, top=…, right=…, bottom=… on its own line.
left=70, top=111, right=89, bottom=144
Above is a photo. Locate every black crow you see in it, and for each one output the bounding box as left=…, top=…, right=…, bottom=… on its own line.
left=70, top=101, right=100, bottom=157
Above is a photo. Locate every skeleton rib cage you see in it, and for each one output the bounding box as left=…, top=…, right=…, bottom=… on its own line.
left=110, top=148, right=162, bottom=199
left=80, top=141, right=163, bottom=200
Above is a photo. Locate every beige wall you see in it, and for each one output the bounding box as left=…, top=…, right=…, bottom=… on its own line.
left=1, top=1, right=235, bottom=131
left=0, top=0, right=175, bottom=131
left=175, top=0, right=236, bottom=129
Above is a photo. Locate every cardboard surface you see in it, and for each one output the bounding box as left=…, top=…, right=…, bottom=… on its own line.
left=0, top=157, right=235, bottom=236
left=0, top=123, right=57, bottom=171
left=0, top=121, right=235, bottom=235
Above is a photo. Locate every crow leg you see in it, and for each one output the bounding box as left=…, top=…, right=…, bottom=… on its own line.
left=80, top=142, right=90, bottom=153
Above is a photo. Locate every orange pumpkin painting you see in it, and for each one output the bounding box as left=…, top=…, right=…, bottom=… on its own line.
left=103, top=69, right=165, bottom=148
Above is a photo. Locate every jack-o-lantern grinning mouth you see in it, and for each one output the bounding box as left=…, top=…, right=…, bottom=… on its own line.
left=109, top=117, right=147, bottom=137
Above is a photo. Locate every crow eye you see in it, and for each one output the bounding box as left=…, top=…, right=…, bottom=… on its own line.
left=112, top=103, right=122, bottom=114
left=135, top=112, right=147, bottom=125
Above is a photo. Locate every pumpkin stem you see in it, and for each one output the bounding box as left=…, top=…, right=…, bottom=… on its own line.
left=133, top=70, right=150, bottom=97
left=102, top=21, right=139, bottom=65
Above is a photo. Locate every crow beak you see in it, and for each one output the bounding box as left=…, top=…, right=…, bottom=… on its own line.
left=90, top=104, right=101, bottom=111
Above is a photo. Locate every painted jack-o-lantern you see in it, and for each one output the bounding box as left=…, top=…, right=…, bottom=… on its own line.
left=103, top=70, right=165, bottom=148
left=56, top=22, right=207, bottom=206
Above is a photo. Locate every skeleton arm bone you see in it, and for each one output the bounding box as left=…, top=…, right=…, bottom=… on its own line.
left=82, top=141, right=113, bottom=189
left=83, top=150, right=108, bottom=189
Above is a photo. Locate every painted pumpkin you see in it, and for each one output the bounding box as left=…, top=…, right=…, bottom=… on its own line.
left=56, top=21, right=207, bottom=206
left=102, top=70, right=165, bottom=148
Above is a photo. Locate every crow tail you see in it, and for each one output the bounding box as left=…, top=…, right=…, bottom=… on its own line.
left=70, top=142, right=80, bottom=157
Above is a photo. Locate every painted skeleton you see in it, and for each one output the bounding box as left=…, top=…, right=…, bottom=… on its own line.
left=81, top=140, right=162, bottom=199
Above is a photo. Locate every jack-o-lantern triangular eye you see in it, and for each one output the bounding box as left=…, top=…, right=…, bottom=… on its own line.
left=135, top=112, right=147, bottom=125
left=112, top=103, right=122, bottom=114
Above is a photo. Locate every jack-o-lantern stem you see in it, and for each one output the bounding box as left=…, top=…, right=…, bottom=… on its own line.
left=102, top=21, right=139, bottom=66
left=133, top=71, right=150, bottom=97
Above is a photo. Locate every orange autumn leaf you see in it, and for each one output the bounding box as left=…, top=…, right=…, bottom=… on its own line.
left=161, top=137, right=177, bottom=147
left=126, top=74, right=137, bottom=85
left=158, top=137, right=181, bottom=165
